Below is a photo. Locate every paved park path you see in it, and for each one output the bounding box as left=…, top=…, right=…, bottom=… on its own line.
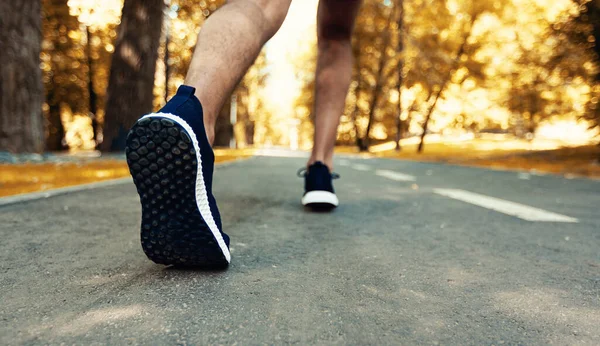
left=1, top=153, right=599, bottom=345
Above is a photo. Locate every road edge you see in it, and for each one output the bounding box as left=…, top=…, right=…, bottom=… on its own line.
left=0, top=157, right=254, bottom=207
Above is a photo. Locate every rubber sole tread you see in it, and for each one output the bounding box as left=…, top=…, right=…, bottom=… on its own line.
left=126, top=116, right=228, bottom=269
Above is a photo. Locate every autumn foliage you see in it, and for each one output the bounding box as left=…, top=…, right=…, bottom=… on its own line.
left=1, top=0, right=599, bottom=153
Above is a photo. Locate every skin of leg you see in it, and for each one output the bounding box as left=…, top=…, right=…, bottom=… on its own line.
left=184, top=0, right=292, bottom=144
left=308, top=0, right=363, bottom=170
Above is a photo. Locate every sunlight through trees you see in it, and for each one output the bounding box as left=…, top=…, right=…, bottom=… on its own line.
left=1, top=0, right=599, bottom=153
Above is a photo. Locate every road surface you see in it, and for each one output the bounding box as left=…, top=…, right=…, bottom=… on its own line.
left=1, top=154, right=599, bottom=345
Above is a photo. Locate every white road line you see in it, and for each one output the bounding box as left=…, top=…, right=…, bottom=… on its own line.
left=518, top=172, right=531, bottom=180
left=433, top=188, right=578, bottom=223
left=352, top=163, right=372, bottom=171
left=254, top=149, right=308, bottom=158
left=375, top=169, right=416, bottom=182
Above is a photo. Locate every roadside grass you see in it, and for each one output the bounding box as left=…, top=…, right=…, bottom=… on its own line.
left=2, top=138, right=599, bottom=199
left=354, top=138, right=600, bottom=178
left=0, top=149, right=254, bottom=198
left=450, top=145, right=600, bottom=177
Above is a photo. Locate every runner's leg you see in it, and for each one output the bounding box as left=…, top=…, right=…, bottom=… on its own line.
left=184, top=0, right=292, bottom=144
left=308, top=0, right=362, bottom=170
left=126, top=0, right=291, bottom=266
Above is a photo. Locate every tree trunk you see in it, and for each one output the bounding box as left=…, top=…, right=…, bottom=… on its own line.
left=417, top=16, right=476, bottom=153
left=588, top=0, right=600, bottom=84
left=214, top=95, right=234, bottom=147
left=42, top=0, right=84, bottom=151
left=45, top=89, right=65, bottom=151
left=363, top=84, right=381, bottom=150
left=165, top=32, right=171, bottom=104
left=359, top=7, right=396, bottom=151
left=394, top=0, right=404, bottom=151
left=0, top=0, right=44, bottom=153
left=395, top=101, right=403, bottom=151
left=586, top=0, right=600, bottom=156
left=351, top=84, right=368, bottom=151
left=351, top=26, right=364, bottom=150
left=417, top=86, right=444, bottom=152
left=100, top=0, right=164, bottom=152
left=86, top=26, right=99, bottom=146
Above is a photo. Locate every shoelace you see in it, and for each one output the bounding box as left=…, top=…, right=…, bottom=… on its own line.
left=297, top=167, right=340, bottom=179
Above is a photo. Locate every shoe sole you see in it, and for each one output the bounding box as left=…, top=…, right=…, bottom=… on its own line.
left=302, top=190, right=339, bottom=210
left=126, top=112, right=230, bottom=268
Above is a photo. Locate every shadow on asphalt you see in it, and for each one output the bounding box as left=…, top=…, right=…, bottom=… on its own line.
left=165, top=265, right=230, bottom=273
left=302, top=206, right=337, bottom=213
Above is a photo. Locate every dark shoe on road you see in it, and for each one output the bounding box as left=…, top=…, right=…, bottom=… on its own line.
left=299, top=161, right=339, bottom=210
left=126, top=85, right=230, bottom=268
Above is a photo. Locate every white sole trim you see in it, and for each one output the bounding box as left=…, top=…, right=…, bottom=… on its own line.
left=141, top=113, right=231, bottom=263
left=302, top=190, right=339, bottom=207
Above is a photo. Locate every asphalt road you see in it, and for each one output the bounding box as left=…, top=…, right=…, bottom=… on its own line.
left=1, top=154, right=599, bottom=345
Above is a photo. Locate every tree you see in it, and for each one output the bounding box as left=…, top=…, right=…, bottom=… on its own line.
left=214, top=95, right=234, bottom=147
left=498, top=1, right=594, bottom=137
left=233, top=51, right=268, bottom=147
left=0, top=0, right=45, bottom=153
left=358, top=4, right=396, bottom=151
left=417, top=21, right=473, bottom=152
left=394, top=0, right=405, bottom=151
left=567, top=0, right=600, bottom=134
left=412, top=0, right=499, bottom=152
left=213, top=51, right=268, bottom=147
left=583, top=0, right=600, bottom=135
left=351, top=0, right=400, bottom=151
left=100, top=0, right=165, bottom=151
left=41, top=0, right=87, bottom=151
left=154, top=0, right=226, bottom=108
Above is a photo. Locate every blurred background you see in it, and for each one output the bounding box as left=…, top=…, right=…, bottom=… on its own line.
left=1, top=0, right=600, bottom=195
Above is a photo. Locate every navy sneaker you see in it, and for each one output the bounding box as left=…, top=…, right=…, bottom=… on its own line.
left=125, top=85, right=230, bottom=268
left=298, top=161, right=340, bottom=210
